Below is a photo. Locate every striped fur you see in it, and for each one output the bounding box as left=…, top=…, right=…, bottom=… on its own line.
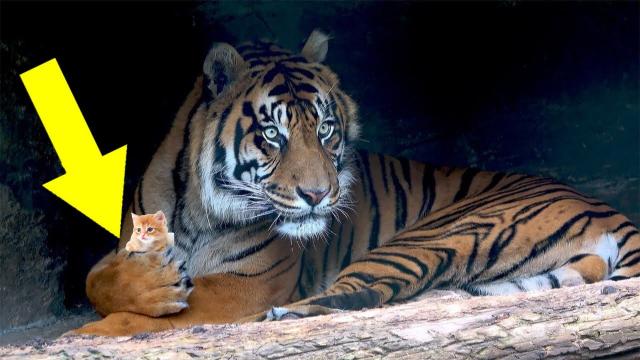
left=80, top=30, right=640, bottom=335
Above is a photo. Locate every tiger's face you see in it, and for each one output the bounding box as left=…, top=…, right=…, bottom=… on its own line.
left=198, top=30, right=360, bottom=239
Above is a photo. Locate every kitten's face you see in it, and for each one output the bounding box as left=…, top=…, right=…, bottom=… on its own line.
left=131, top=211, right=168, bottom=242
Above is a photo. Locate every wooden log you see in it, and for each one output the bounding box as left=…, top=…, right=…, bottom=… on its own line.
left=1, top=279, right=639, bottom=359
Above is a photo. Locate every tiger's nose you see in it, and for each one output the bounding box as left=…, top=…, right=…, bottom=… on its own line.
left=296, top=186, right=330, bottom=206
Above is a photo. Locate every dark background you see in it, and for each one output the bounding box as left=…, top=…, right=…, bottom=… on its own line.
left=1, top=1, right=638, bottom=340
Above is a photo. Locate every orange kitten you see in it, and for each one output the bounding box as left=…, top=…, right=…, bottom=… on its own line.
left=125, top=211, right=175, bottom=252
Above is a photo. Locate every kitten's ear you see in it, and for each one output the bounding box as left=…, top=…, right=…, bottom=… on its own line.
left=203, top=43, right=247, bottom=101
left=131, top=213, right=139, bottom=221
left=153, top=211, right=166, bottom=224
left=301, top=29, right=330, bottom=63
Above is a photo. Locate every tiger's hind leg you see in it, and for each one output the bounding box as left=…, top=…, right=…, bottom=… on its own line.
left=466, top=254, right=611, bottom=295
left=466, top=233, right=619, bottom=295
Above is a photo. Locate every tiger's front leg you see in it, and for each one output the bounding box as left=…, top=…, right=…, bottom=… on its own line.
left=74, top=271, right=297, bottom=336
left=85, top=248, right=194, bottom=318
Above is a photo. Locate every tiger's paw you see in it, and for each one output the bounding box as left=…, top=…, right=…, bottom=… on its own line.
left=136, top=248, right=193, bottom=315
left=241, top=305, right=343, bottom=323
left=265, top=307, right=304, bottom=321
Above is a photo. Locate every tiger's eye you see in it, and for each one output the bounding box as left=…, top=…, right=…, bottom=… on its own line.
left=263, top=126, right=279, bottom=140
left=318, top=122, right=334, bottom=137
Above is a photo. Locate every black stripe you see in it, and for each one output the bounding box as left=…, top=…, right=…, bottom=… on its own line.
left=485, top=226, right=517, bottom=270
left=268, top=259, right=299, bottom=281
left=340, top=282, right=358, bottom=292
left=170, top=105, right=198, bottom=230
left=389, top=162, right=407, bottom=231
left=372, top=251, right=429, bottom=278
left=359, top=152, right=380, bottom=250
left=230, top=256, right=289, bottom=277
left=461, top=285, right=485, bottom=296
left=242, top=101, right=258, bottom=121
left=466, top=236, right=480, bottom=274
left=511, top=280, right=526, bottom=292
left=321, top=224, right=333, bottom=280
left=612, top=221, right=634, bottom=234
left=340, top=227, right=355, bottom=270
left=618, top=230, right=639, bottom=249
left=619, top=253, right=640, bottom=268
left=417, top=247, right=456, bottom=292
left=497, top=174, right=534, bottom=191
left=609, top=275, right=630, bottom=281
left=268, top=84, right=289, bottom=97
left=567, top=253, right=590, bottom=264
left=547, top=274, right=560, bottom=288
left=221, top=235, right=278, bottom=262
left=213, top=105, right=233, bottom=164
left=511, top=199, right=560, bottom=222
left=245, top=83, right=257, bottom=96
left=619, top=249, right=640, bottom=264
left=360, top=258, right=420, bottom=279
left=379, top=280, right=402, bottom=300
left=289, top=66, right=315, bottom=79
left=248, top=58, right=272, bottom=67
left=294, top=82, right=318, bottom=94
left=263, top=63, right=288, bottom=85
left=336, top=271, right=377, bottom=285
left=308, top=288, right=381, bottom=310
left=295, top=251, right=308, bottom=299
left=481, top=172, right=506, bottom=193
left=379, top=154, right=389, bottom=193
left=334, top=221, right=344, bottom=270
left=419, top=165, right=436, bottom=217
left=399, top=157, right=412, bottom=190
left=453, top=168, right=480, bottom=202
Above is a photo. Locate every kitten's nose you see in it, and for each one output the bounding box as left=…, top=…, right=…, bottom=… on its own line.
left=296, top=186, right=330, bottom=206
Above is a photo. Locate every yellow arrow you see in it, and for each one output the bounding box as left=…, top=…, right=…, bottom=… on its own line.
left=20, top=59, right=127, bottom=238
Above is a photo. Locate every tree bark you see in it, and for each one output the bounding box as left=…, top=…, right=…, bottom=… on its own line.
left=1, top=279, right=639, bottom=359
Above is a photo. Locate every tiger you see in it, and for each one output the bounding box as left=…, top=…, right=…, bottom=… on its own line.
left=73, top=30, right=640, bottom=336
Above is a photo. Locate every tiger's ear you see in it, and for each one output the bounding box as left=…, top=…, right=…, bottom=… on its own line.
left=301, top=29, right=330, bottom=63
left=153, top=210, right=166, bottom=225
left=203, top=43, right=247, bottom=100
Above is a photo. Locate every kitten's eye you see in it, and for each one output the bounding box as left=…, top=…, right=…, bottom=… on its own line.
left=147, top=227, right=154, bottom=233
left=263, top=126, right=279, bottom=140
left=136, top=227, right=141, bottom=233
left=318, top=121, right=334, bottom=139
